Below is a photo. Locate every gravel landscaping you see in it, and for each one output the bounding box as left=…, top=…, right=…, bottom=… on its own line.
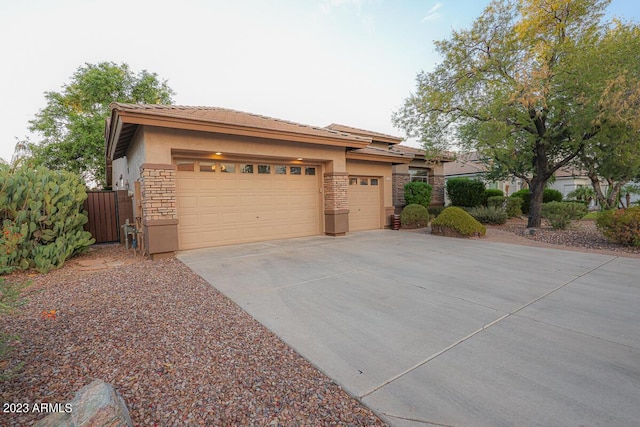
left=489, top=218, right=640, bottom=257
left=2, top=219, right=637, bottom=426
left=1, top=245, right=385, bottom=426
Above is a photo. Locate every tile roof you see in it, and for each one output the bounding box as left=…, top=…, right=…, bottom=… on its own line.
left=325, top=123, right=403, bottom=144
left=110, top=103, right=371, bottom=143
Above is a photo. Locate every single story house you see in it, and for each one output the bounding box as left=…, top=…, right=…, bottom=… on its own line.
left=443, top=151, right=593, bottom=203
left=106, top=103, right=432, bottom=258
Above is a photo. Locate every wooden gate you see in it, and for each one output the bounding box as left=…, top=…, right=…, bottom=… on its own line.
left=84, top=191, right=119, bottom=243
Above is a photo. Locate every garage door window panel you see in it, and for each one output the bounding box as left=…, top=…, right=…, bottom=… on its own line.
left=290, top=166, right=302, bottom=175
left=200, top=161, right=216, bottom=172
left=258, top=165, right=271, bottom=174
left=241, top=164, right=254, bottom=173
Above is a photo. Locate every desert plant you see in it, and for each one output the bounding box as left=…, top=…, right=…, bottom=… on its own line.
left=0, top=164, right=95, bottom=273
left=596, top=207, right=640, bottom=247
left=467, top=206, right=508, bottom=225
left=541, top=201, right=587, bottom=230
left=446, top=178, right=486, bottom=207
left=404, top=181, right=433, bottom=208
left=400, top=204, right=430, bottom=228
left=482, top=188, right=504, bottom=206
left=431, top=206, right=486, bottom=237
left=487, top=196, right=523, bottom=217
left=566, top=186, right=596, bottom=206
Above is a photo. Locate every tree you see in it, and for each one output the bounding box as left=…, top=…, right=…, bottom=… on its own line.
left=572, top=22, right=640, bottom=209
left=27, top=62, right=175, bottom=187
left=393, top=0, right=640, bottom=227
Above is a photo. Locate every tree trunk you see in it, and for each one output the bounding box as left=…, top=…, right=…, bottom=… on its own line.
left=527, top=178, right=545, bottom=228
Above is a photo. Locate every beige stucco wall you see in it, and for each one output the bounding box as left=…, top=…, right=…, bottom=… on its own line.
left=139, top=126, right=347, bottom=173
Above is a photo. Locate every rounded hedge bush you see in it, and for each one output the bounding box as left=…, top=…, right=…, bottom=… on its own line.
left=510, top=188, right=563, bottom=214
left=431, top=206, right=486, bottom=237
left=482, top=188, right=504, bottom=206
left=596, top=207, right=640, bottom=247
left=446, top=178, right=486, bottom=207
left=400, top=204, right=430, bottom=229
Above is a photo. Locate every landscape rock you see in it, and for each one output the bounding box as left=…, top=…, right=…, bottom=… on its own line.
left=34, top=379, right=132, bottom=427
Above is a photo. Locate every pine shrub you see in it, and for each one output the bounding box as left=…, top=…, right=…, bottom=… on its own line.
left=400, top=204, right=430, bottom=229
left=431, top=206, right=486, bottom=237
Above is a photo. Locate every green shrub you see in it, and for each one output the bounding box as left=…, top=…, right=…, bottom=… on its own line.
left=0, top=165, right=95, bottom=273
left=482, top=188, right=504, bottom=206
left=400, top=204, right=430, bottom=229
left=487, top=196, right=523, bottom=217
left=467, top=206, right=508, bottom=225
left=446, top=178, right=486, bottom=207
left=596, top=208, right=640, bottom=247
left=431, top=206, right=486, bottom=237
left=510, top=188, right=563, bottom=214
left=544, top=189, right=563, bottom=203
left=510, top=189, right=531, bottom=214
left=404, top=181, right=432, bottom=208
left=541, top=201, right=587, bottom=230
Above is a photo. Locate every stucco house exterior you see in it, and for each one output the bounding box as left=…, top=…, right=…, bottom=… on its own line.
left=443, top=152, right=592, bottom=203
left=106, top=103, right=435, bottom=257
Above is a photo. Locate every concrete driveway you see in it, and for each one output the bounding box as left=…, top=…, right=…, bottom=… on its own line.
left=178, top=230, right=640, bottom=427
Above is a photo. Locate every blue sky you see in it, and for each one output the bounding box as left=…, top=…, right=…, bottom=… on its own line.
left=1, top=0, right=639, bottom=163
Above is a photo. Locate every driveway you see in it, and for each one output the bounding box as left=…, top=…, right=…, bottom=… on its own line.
left=178, top=230, right=640, bottom=427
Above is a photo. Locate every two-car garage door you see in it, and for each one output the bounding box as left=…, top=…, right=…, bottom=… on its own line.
left=176, top=160, right=320, bottom=250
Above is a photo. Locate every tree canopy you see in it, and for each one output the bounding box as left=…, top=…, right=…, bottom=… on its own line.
left=27, top=62, right=175, bottom=187
left=393, top=0, right=640, bottom=226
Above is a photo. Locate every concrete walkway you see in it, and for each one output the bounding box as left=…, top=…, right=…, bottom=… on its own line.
left=178, top=230, right=640, bottom=427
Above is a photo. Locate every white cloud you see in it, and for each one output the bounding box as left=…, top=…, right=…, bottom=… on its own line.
left=421, top=2, right=442, bottom=22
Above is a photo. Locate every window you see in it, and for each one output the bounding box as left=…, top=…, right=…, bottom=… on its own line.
left=200, top=161, right=216, bottom=172
left=305, top=167, right=316, bottom=176
left=349, top=177, right=358, bottom=185
left=370, top=178, right=379, bottom=186
left=290, top=166, right=301, bottom=175
left=275, top=165, right=287, bottom=175
left=258, top=165, right=271, bottom=174
left=241, top=164, right=254, bottom=174
left=176, top=161, right=194, bottom=171
left=360, top=178, right=368, bottom=185
left=221, top=163, right=235, bottom=173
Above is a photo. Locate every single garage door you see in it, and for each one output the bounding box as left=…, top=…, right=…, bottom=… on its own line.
left=348, top=176, right=381, bottom=231
left=176, top=160, right=320, bottom=250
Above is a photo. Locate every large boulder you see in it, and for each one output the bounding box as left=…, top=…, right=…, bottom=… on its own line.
left=34, top=379, right=132, bottom=427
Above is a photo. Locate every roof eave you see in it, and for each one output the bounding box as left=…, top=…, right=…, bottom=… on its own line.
left=346, top=151, right=413, bottom=164
left=108, top=110, right=372, bottom=159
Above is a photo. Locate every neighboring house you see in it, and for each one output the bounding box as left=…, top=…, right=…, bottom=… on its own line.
left=106, top=103, right=429, bottom=257
left=443, top=152, right=594, bottom=203
left=443, top=152, right=523, bottom=203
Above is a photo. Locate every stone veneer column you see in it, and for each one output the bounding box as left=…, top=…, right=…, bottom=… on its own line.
left=323, top=172, right=349, bottom=236
left=392, top=172, right=410, bottom=212
left=431, top=175, right=446, bottom=206
left=140, top=163, right=178, bottom=258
